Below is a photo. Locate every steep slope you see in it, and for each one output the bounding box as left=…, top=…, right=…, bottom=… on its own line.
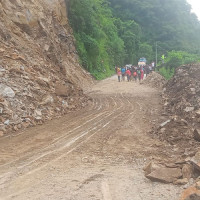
left=0, top=0, right=93, bottom=135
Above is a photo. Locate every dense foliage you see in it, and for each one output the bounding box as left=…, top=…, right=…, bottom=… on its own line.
left=109, top=0, right=200, bottom=54
left=68, top=0, right=200, bottom=79
left=68, top=0, right=125, bottom=79
left=158, top=51, right=200, bottom=79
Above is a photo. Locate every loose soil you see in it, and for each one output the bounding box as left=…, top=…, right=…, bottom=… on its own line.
left=0, top=76, right=182, bottom=200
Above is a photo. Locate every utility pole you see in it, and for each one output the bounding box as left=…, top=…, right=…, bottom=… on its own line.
left=156, top=42, right=158, bottom=68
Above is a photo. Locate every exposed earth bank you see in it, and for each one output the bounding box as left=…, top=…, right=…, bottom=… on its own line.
left=0, top=0, right=93, bottom=136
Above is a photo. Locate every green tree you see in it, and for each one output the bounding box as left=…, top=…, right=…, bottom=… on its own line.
left=69, top=0, right=125, bottom=79
left=158, top=51, right=200, bottom=79
left=68, top=0, right=200, bottom=80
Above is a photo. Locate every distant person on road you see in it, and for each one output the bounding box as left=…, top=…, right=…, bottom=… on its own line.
left=121, top=67, right=126, bottom=81
left=137, top=68, right=141, bottom=81
left=149, top=65, right=152, bottom=73
left=117, top=67, right=121, bottom=82
left=151, top=62, right=155, bottom=71
left=130, top=66, right=134, bottom=81
left=126, top=68, right=131, bottom=82
left=145, top=65, right=150, bottom=77
left=133, top=70, right=137, bottom=82
left=140, top=68, right=144, bottom=80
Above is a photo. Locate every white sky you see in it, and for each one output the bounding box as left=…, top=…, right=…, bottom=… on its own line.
left=187, top=0, right=200, bottom=20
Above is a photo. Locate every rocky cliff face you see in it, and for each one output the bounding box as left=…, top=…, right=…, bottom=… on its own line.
left=0, top=0, right=93, bottom=135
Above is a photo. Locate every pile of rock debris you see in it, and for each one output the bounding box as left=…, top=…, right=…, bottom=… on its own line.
left=153, top=64, right=200, bottom=148
left=147, top=64, right=200, bottom=199
left=142, top=71, right=167, bottom=89
left=0, top=0, right=92, bottom=136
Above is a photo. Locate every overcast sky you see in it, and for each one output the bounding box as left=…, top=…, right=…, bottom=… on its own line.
left=187, top=0, right=200, bottom=20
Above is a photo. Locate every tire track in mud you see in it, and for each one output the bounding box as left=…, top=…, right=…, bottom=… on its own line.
left=0, top=93, right=135, bottom=192
left=0, top=96, right=108, bottom=166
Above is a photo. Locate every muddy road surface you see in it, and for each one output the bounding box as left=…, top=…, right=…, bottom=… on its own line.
left=0, top=76, right=182, bottom=199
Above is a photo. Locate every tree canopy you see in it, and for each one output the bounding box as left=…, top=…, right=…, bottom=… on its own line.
left=68, top=0, right=200, bottom=79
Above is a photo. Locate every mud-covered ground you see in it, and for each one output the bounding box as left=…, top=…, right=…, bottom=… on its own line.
left=0, top=76, right=182, bottom=200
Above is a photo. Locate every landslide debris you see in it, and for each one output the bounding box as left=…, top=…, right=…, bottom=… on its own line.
left=147, top=64, right=200, bottom=191
left=0, top=0, right=93, bottom=135
left=153, top=64, right=200, bottom=148
left=142, top=71, right=167, bottom=89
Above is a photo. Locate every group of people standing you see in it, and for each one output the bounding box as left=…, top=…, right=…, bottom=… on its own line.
left=115, top=65, right=153, bottom=82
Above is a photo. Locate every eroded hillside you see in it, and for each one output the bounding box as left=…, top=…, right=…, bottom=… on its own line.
left=0, top=0, right=93, bottom=135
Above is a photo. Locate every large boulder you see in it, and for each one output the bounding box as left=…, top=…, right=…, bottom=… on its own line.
left=146, top=166, right=182, bottom=183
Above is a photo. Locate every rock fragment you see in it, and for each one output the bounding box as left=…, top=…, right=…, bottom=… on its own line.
left=191, top=151, right=200, bottom=171
left=160, top=120, right=171, bottom=128
left=182, top=164, right=193, bottom=179
left=174, top=178, right=188, bottom=185
left=0, top=84, right=15, bottom=98
left=146, top=166, right=182, bottom=183
left=143, top=161, right=163, bottom=176
left=184, top=107, right=195, bottom=113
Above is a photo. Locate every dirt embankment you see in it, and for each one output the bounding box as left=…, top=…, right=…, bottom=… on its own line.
left=152, top=64, right=200, bottom=152
left=142, top=71, right=167, bottom=89
left=147, top=64, right=200, bottom=199
left=0, top=0, right=93, bottom=135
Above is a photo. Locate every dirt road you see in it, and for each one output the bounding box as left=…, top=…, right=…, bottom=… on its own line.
left=0, top=76, right=182, bottom=200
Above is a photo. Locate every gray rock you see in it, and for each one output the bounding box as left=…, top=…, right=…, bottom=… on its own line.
left=160, top=120, right=171, bottom=127
left=35, top=116, right=42, bottom=121
left=4, top=119, right=10, bottom=125
left=0, top=66, right=6, bottom=72
left=190, top=88, right=196, bottom=92
left=0, top=84, right=15, bottom=98
left=184, top=107, right=195, bottom=112
left=40, top=95, right=54, bottom=105
left=34, top=109, right=42, bottom=116
left=146, top=167, right=182, bottom=183
left=34, top=109, right=42, bottom=121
